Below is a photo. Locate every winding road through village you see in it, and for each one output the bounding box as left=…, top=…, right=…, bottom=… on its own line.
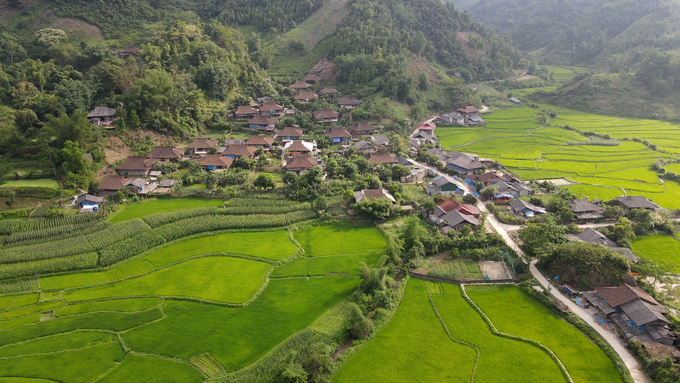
left=411, top=119, right=649, bottom=383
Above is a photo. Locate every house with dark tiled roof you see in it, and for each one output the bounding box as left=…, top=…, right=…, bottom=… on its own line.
left=293, top=91, right=318, bottom=103
left=283, top=140, right=315, bottom=155
left=584, top=284, right=674, bottom=346
left=87, top=106, right=117, bottom=127
left=117, top=156, right=155, bottom=176
left=567, top=228, right=638, bottom=263
left=431, top=208, right=479, bottom=231
left=321, top=87, right=338, bottom=97
left=146, top=146, right=183, bottom=163
left=326, top=127, right=352, bottom=144
left=75, top=194, right=104, bottom=212
left=118, top=46, right=139, bottom=58
left=259, top=102, right=284, bottom=117
left=457, top=106, right=480, bottom=116
left=313, top=109, right=339, bottom=123
left=234, top=105, right=259, bottom=119
left=616, top=196, right=662, bottom=213
left=284, top=155, right=320, bottom=175
left=430, top=198, right=480, bottom=221
left=339, top=97, right=362, bottom=109
left=98, top=175, right=134, bottom=196
left=248, top=115, right=277, bottom=131
left=186, top=138, right=220, bottom=154
left=304, top=73, right=322, bottom=84
left=446, top=154, right=484, bottom=176
left=277, top=127, right=304, bottom=141
left=367, top=151, right=398, bottom=165
left=354, top=189, right=396, bottom=204
left=245, top=135, right=275, bottom=150
left=348, top=122, right=377, bottom=137
left=222, top=145, right=256, bottom=159
left=200, top=155, right=234, bottom=170
left=290, top=81, right=310, bottom=91
left=569, top=199, right=604, bottom=220
left=509, top=199, right=546, bottom=218
left=426, top=176, right=461, bottom=196
left=496, top=181, right=532, bottom=198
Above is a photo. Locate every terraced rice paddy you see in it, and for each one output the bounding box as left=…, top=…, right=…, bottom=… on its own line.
left=109, top=197, right=226, bottom=223
left=0, top=222, right=380, bottom=381
left=294, top=223, right=386, bottom=255
left=437, top=105, right=680, bottom=208
left=335, top=279, right=624, bottom=383
left=632, top=235, right=680, bottom=273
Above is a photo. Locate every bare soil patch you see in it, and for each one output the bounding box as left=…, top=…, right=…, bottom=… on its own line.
left=308, top=57, right=335, bottom=81
left=406, top=54, right=440, bottom=83
left=43, top=9, right=104, bottom=39
left=516, top=74, right=539, bottom=82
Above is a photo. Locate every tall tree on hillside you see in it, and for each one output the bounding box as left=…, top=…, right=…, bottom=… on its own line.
left=41, top=110, right=92, bottom=149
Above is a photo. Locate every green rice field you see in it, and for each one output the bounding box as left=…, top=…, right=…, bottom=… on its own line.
left=109, top=198, right=226, bottom=223
left=632, top=236, right=680, bottom=273
left=437, top=105, right=680, bottom=208
left=335, top=279, right=623, bottom=383
left=294, top=223, right=386, bottom=256
left=0, top=179, right=60, bottom=190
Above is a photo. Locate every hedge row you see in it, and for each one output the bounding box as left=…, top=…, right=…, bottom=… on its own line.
left=0, top=253, right=98, bottom=280
left=0, top=214, right=98, bottom=235
left=4, top=221, right=110, bottom=248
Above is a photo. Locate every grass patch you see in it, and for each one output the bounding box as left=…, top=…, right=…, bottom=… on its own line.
left=144, top=231, right=297, bottom=267
left=468, top=285, right=624, bottom=383
left=109, top=198, right=225, bottom=223
left=294, top=224, right=386, bottom=256
left=64, top=257, right=270, bottom=304
left=123, top=276, right=360, bottom=372
left=632, top=236, right=680, bottom=273
left=97, top=355, right=203, bottom=383
left=0, top=180, right=59, bottom=190
left=271, top=252, right=383, bottom=277
left=333, top=279, right=477, bottom=382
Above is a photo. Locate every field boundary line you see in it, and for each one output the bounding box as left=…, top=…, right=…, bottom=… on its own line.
left=427, top=284, right=480, bottom=383
left=461, top=284, right=574, bottom=383
left=0, top=328, right=116, bottom=350
left=0, top=340, right=114, bottom=360
left=90, top=353, right=126, bottom=383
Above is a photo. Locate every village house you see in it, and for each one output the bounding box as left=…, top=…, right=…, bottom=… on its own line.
left=284, top=155, right=321, bottom=175
left=283, top=140, right=316, bottom=156
left=259, top=101, right=284, bottom=117
left=126, top=178, right=155, bottom=195
left=410, top=130, right=437, bottom=153
left=348, top=122, right=377, bottom=137
left=154, top=179, right=177, bottom=194
left=313, top=109, right=339, bottom=123
left=466, top=172, right=512, bottom=187
left=277, top=126, right=304, bottom=141
left=321, top=87, right=339, bottom=97
left=117, top=46, right=139, bottom=58
left=146, top=146, right=183, bottom=163
left=569, top=199, right=604, bottom=220
left=222, top=145, right=256, bottom=159
left=304, top=73, right=322, bottom=84
left=339, top=97, right=362, bottom=109
left=326, top=127, right=352, bottom=144
left=353, top=135, right=390, bottom=154
left=87, top=107, right=117, bottom=127
left=426, top=175, right=461, bottom=196
left=354, top=189, right=396, bottom=204
left=98, top=175, right=133, bottom=197
left=508, top=97, right=522, bottom=105
left=468, top=115, right=486, bottom=126
left=584, top=284, right=675, bottom=346
left=447, top=154, right=484, bottom=176
left=200, top=155, right=234, bottom=171
left=457, top=106, right=480, bottom=117
left=186, top=137, right=221, bottom=155
left=567, top=228, right=638, bottom=263
left=117, top=156, right=154, bottom=176
left=293, top=91, right=318, bottom=103
left=616, top=196, right=662, bottom=213
left=245, top=135, right=275, bottom=150
left=290, top=81, right=310, bottom=91
left=496, top=180, right=532, bottom=198
left=430, top=198, right=481, bottom=221
left=247, top=115, right=277, bottom=131
left=367, top=151, right=398, bottom=165
left=234, top=105, right=259, bottom=119
left=418, top=122, right=436, bottom=133
left=509, top=199, right=546, bottom=218
left=437, top=112, right=465, bottom=126
left=432, top=208, right=480, bottom=231
left=75, top=194, right=104, bottom=212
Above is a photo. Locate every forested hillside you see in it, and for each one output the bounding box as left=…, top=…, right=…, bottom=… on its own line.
left=468, top=0, right=680, bottom=66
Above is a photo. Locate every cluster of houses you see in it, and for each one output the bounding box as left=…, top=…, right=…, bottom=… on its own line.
left=427, top=197, right=481, bottom=234
left=436, top=106, right=486, bottom=127
left=508, top=195, right=663, bottom=222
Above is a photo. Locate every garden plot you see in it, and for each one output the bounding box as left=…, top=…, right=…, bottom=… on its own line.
left=424, top=258, right=483, bottom=280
